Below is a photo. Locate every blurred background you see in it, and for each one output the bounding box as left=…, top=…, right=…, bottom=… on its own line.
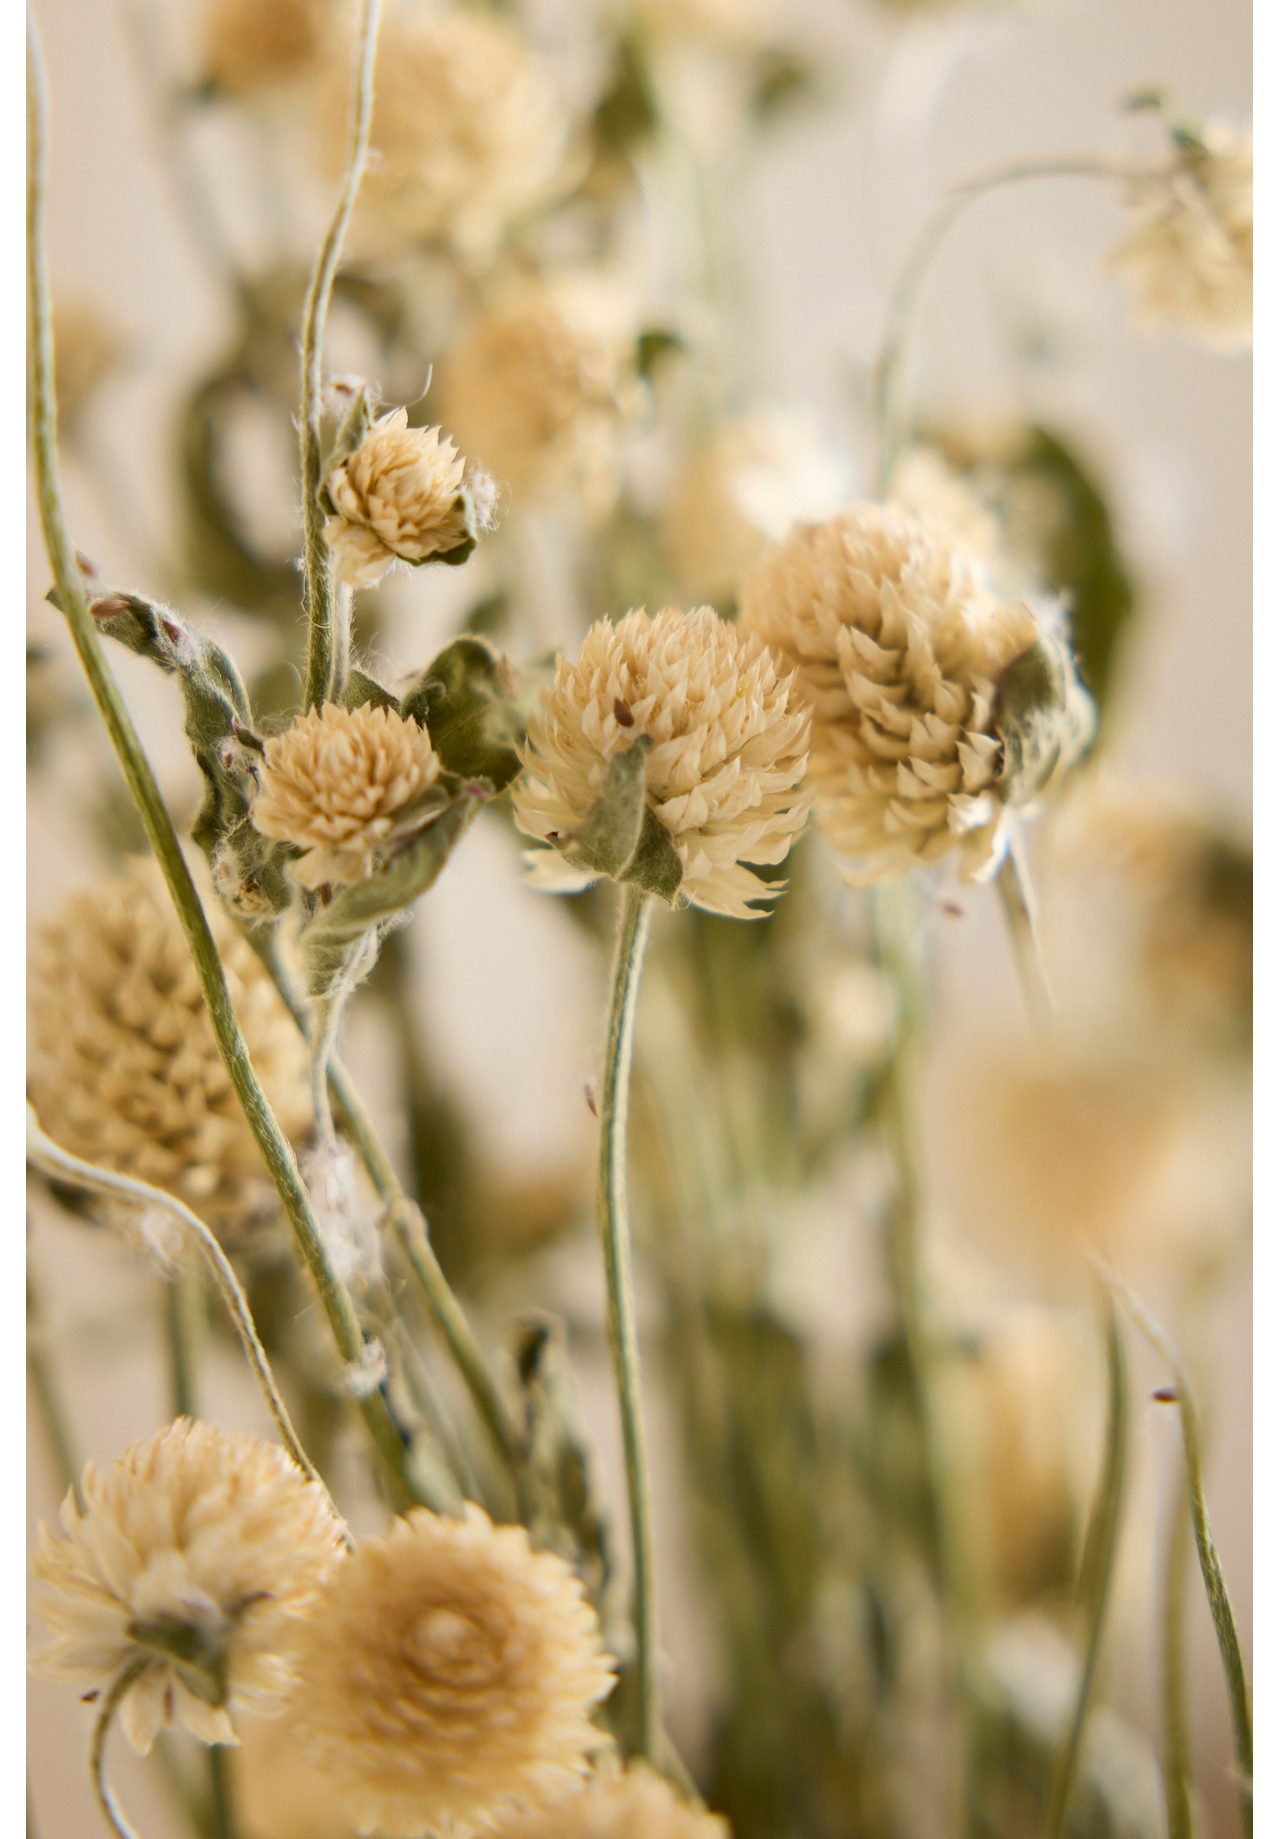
left=27, top=0, right=1249, bottom=1834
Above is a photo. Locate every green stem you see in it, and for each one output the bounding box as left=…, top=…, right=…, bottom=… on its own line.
left=309, top=986, right=347, bottom=1153
left=165, top=1265, right=202, bottom=1421
left=873, top=154, right=1155, bottom=488
left=995, top=838, right=1055, bottom=1026
left=26, top=1267, right=82, bottom=1507
left=598, top=885, right=660, bottom=1762
left=1109, top=1277, right=1252, bottom=1839
left=299, top=0, right=381, bottom=710
left=1163, top=1475, right=1196, bottom=1839
left=208, top=1746, right=235, bottom=1839
left=90, top=1654, right=151, bottom=1839
left=26, top=21, right=415, bottom=1511
left=1042, top=1294, right=1128, bottom=1839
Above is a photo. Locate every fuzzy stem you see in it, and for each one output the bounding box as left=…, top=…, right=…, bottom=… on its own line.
left=27, top=1111, right=349, bottom=1535
left=256, top=934, right=520, bottom=1475
left=873, top=154, right=1156, bottom=488
left=598, top=886, right=660, bottom=1762
left=309, top=987, right=347, bottom=1153
left=27, top=22, right=415, bottom=1510
left=1163, top=1475, right=1196, bottom=1839
left=90, top=1655, right=151, bottom=1839
left=996, top=836, right=1055, bottom=1026
left=1108, top=1276, right=1252, bottom=1839
left=1042, top=1293, right=1128, bottom=1839
left=299, top=0, right=380, bottom=710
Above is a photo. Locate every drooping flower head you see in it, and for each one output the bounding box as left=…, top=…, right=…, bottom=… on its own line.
left=489, top=1761, right=732, bottom=1839
left=251, top=702, right=442, bottom=889
left=29, top=1419, right=344, bottom=1754
left=738, top=503, right=1093, bottom=884
left=287, top=1505, right=615, bottom=1838
left=512, top=606, right=812, bottom=919
left=27, top=860, right=311, bottom=1238
left=314, top=8, right=574, bottom=264
left=1108, top=115, right=1252, bottom=353
left=322, top=408, right=497, bottom=589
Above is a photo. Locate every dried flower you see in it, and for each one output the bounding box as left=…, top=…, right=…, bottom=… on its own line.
left=27, top=860, right=311, bottom=1238
left=288, top=1505, right=615, bottom=1838
left=488, top=1762, right=731, bottom=1839
left=29, top=1419, right=344, bottom=1754
left=438, top=283, right=645, bottom=519
left=661, top=410, right=855, bottom=607
left=888, top=446, right=1002, bottom=571
left=512, top=606, right=811, bottom=919
left=201, top=0, right=330, bottom=96
left=315, top=9, right=573, bottom=263
left=738, top=503, right=1093, bottom=884
left=251, top=702, right=441, bottom=890
left=322, top=409, right=496, bottom=589
left=1108, top=118, right=1252, bottom=352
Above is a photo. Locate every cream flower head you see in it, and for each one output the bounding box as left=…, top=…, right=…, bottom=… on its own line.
left=489, top=1761, right=731, bottom=1839
left=322, top=409, right=496, bottom=589
left=438, top=282, right=645, bottom=520
left=738, top=503, right=1093, bottom=884
left=314, top=8, right=573, bottom=264
left=512, top=606, right=812, bottom=919
left=1108, top=117, right=1252, bottom=353
left=27, top=859, right=310, bottom=1238
left=251, top=702, right=441, bottom=890
left=29, top=1419, right=344, bottom=1755
left=287, top=1505, right=615, bottom=1839
left=202, top=0, right=330, bottom=95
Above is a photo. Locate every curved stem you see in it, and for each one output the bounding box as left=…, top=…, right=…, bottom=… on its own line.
left=1106, top=1274, right=1252, bottom=1839
left=996, top=832, right=1055, bottom=1026
left=873, top=154, right=1156, bottom=488
left=26, top=1110, right=347, bottom=1535
left=598, top=886, right=659, bottom=1761
left=1043, top=1293, right=1128, bottom=1839
left=299, top=0, right=381, bottom=710
left=1162, top=1474, right=1196, bottom=1839
left=27, top=20, right=415, bottom=1511
left=90, top=1655, right=152, bottom=1839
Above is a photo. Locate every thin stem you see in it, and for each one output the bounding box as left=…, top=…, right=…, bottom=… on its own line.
left=27, top=24, right=415, bottom=1510
left=1162, top=1474, right=1196, bottom=1839
left=873, top=154, right=1157, bottom=487
left=597, top=885, right=659, bottom=1762
left=256, top=935, right=520, bottom=1475
left=26, top=1267, right=82, bottom=1507
left=27, top=1110, right=345, bottom=1534
left=164, top=1264, right=203, bottom=1421
left=1042, top=1293, right=1128, bottom=1839
left=309, top=988, right=346, bottom=1153
left=995, top=835, right=1055, bottom=1026
left=1106, top=1274, right=1252, bottom=1839
left=208, top=1746, right=235, bottom=1839
left=299, top=0, right=381, bottom=710
left=90, top=1655, right=152, bottom=1839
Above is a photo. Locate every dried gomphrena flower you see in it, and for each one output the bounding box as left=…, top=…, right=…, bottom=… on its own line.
left=322, top=409, right=498, bottom=589
left=512, top=605, right=812, bottom=919
left=29, top=1419, right=344, bottom=1754
left=287, top=1505, right=615, bottom=1838
left=250, top=702, right=442, bottom=890
left=1108, top=116, right=1252, bottom=353
left=488, top=1761, right=732, bottom=1839
left=27, top=859, right=311, bottom=1240
left=738, top=502, right=1094, bottom=885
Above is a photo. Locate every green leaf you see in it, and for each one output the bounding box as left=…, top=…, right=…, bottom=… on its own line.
left=401, top=635, right=524, bottom=792
left=558, top=736, right=684, bottom=903
left=340, top=668, right=401, bottom=714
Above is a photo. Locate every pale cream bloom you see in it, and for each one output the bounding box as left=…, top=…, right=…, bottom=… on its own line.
left=633, top=0, right=780, bottom=51
left=438, top=282, right=645, bottom=519
left=661, top=411, right=855, bottom=607
left=27, top=860, right=311, bottom=1238
left=202, top=0, right=330, bottom=96
left=1108, top=119, right=1252, bottom=352
left=288, top=1505, right=615, bottom=1839
left=29, top=1419, right=344, bottom=1755
left=512, top=606, right=812, bottom=919
left=738, top=503, right=1084, bottom=884
left=488, top=1762, right=731, bottom=1839
left=323, top=409, right=494, bottom=589
left=251, top=702, right=441, bottom=890
left=888, top=447, right=1002, bottom=572
left=315, top=8, right=573, bottom=263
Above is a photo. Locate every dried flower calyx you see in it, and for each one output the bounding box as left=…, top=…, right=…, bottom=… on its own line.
left=512, top=605, right=811, bottom=919
left=287, top=1504, right=615, bottom=1838
left=29, top=1419, right=344, bottom=1754
left=321, top=397, right=498, bottom=590
left=738, top=502, right=1094, bottom=884
left=489, top=1760, right=731, bottom=1838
